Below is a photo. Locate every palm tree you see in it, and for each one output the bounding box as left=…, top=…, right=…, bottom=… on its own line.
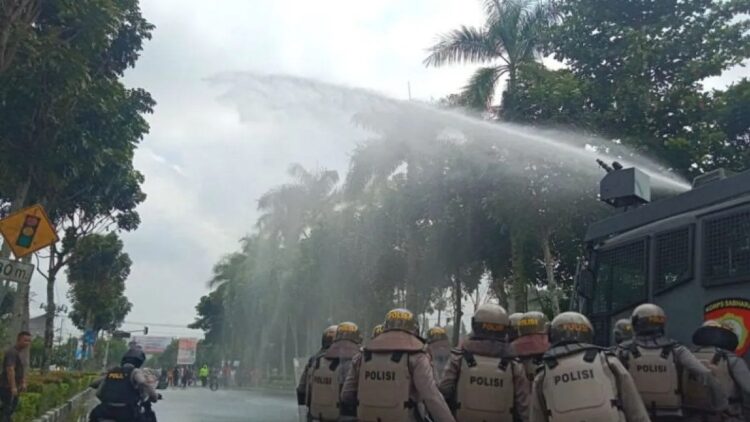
left=424, top=0, right=555, bottom=110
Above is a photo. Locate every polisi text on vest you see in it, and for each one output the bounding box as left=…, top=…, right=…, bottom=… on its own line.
left=553, top=369, right=595, bottom=385
left=364, top=370, right=396, bottom=381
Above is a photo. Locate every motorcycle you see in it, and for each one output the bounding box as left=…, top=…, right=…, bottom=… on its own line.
left=89, top=396, right=162, bottom=422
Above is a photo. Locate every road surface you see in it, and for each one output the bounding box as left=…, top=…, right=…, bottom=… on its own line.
left=156, top=387, right=298, bottom=422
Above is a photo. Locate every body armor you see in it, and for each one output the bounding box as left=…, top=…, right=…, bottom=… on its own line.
left=100, top=366, right=140, bottom=407
left=683, top=347, right=739, bottom=416
left=619, top=339, right=682, bottom=413
left=309, top=356, right=344, bottom=421
left=455, top=351, right=514, bottom=421
left=540, top=345, right=625, bottom=422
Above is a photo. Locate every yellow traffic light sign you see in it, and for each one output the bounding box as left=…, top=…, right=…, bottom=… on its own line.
left=0, top=204, right=58, bottom=258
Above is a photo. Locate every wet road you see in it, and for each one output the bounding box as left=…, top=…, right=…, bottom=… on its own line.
left=157, top=387, right=297, bottom=422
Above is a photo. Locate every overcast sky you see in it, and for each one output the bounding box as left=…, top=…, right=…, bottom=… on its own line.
left=30, top=0, right=748, bottom=340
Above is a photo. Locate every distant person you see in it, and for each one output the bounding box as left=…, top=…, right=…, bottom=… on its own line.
left=617, top=303, right=728, bottom=421
left=340, top=308, right=455, bottom=422
left=612, top=318, right=634, bottom=347
left=0, top=331, right=31, bottom=422
left=683, top=320, right=750, bottom=422
left=199, top=364, right=209, bottom=387
left=172, top=367, right=179, bottom=387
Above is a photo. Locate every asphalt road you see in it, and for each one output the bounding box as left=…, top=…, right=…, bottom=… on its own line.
left=155, top=387, right=298, bottom=422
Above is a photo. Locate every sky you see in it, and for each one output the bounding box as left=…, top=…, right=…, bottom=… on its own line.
left=29, top=0, right=749, bottom=341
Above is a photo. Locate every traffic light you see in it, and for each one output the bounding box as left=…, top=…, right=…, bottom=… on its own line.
left=143, top=326, right=149, bottom=335
left=16, top=215, right=40, bottom=248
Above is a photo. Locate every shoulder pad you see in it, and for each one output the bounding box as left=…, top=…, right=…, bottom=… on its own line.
left=450, top=347, right=463, bottom=356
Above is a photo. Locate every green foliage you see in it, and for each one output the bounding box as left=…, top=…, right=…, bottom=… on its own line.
left=425, top=0, right=555, bottom=109
left=14, top=372, right=96, bottom=421
left=547, top=0, right=750, bottom=174
left=66, top=233, right=133, bottom=333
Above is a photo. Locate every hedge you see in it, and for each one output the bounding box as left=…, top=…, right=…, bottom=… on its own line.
left=11, top=372, right=97, bottom=422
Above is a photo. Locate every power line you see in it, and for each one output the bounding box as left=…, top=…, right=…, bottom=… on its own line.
left=122, top=320, right=197, bottom=329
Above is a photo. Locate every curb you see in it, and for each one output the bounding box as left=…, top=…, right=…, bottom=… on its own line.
left=33, top=389, right=96, bottom=422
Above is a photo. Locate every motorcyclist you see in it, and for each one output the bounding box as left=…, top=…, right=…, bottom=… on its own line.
left=89, top=347, right=160, bottom=422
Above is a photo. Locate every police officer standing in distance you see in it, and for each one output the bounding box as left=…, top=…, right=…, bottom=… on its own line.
left=297, top=325, right=337, bottom=421
left=683, top=320, right=750, bottom=422
left=426, top=327, right=452, bottom=382
left=308, top=322, right=362, bottom=422
left=340, top=308, right=455, bottom=422
left=89, top=347, right=160, bottom=422
left=618, top=304, right=728, bottom=421
left=613, top=319, right=634, bottom=347
left=530, top=312, right=650, bottom=422
left=512, top=311, right=551, bottom=389
left=439, top=303, right=529, bottom=422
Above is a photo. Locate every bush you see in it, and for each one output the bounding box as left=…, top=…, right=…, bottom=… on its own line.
left=12, top=372, right=97, bottom=422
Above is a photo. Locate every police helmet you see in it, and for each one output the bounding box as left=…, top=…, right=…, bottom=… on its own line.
left=518, top=311, right=549, bottom=337
left=471, top=303, right=509, bottom=340
left=613, top=319, right=633, bottom=344
left=549, top=312, right=594, bottom=345
left=384, top=308, right=419, bottom=335
left=322, top=325, right=337, bottom=349
left=335, top=321, right=363, bottom=344
left=371, top=324, right=384, bottom=339
left=121, top=347, right=146, bottom=368
left=508, top=313, right=523, bottom=341
left=426, top=326, right=448, bottom=344
left=631, top=303, right=667, bottom=335
left=692, top=319, right=739, bottom=351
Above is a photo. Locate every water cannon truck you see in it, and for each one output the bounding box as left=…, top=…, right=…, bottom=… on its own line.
left=576, top=166, right=750, bottom=363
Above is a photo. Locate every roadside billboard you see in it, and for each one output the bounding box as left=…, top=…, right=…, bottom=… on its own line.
left=132, top=336, right=173, bottom=354
left=176, top=338, right=198, bottom=365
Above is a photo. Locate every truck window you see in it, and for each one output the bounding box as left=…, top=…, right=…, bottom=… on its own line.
left=704, top=209, right=750, bottom=285
left=593, top=240, right=648, bottom=314
left=654, top=227, right=692, bottom=292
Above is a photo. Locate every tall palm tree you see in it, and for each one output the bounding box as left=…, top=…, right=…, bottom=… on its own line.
left=424, top=0, right=554, bottom=110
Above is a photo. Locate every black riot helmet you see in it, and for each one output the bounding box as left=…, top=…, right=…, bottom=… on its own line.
left=121, top=347, right=146, bottom=368
left=322, top=325, right=338, bottom=349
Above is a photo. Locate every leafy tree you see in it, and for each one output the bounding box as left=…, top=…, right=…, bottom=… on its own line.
left=66, top=233, right=133, bottom=335
left=425, top=0, right=555, bottom=109
left=549, top=0, right=750, bottom=174
left=0, top=0, right=153, bottom=369
left=0, top=0, right=39, bottom=74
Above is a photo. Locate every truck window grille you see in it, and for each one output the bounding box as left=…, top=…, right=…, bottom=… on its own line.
left=594, top=240, right=647, bottom=314
left=704, top=210, right=750, bottom=285
left=655, top=228, right=691, bottom=291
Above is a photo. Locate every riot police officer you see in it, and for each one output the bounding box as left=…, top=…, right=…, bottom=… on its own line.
left=683, top=320, right=750, bottom=422
left=530, top=312, right=650, bottom=422
left=508, top=313, right=524, bottom=342
left=613, top=319, right=634, bottom=346
left=297, top=325, right=337, bottom=419
left=617, top=303, right=728, bottom=421
left=309, top=322, right=362, bottom=422
left=439, top=303, right=529, bottom=422
left=512, top=311, right=551, bottom=388
left=371, top=324, right=384, bottom=340
left=426, top=327, right=451, bottom=382
left=340, top=308, right=455, bottom=422
left=89, top=347, right=160, bottom=422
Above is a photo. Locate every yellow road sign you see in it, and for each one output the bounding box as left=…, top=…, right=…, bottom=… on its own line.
left=0, top=204, right=58, bottom=258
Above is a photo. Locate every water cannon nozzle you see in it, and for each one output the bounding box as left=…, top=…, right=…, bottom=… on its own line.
left=596, top=159, right=613, bottom=173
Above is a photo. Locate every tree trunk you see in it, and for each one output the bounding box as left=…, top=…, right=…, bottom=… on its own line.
left=451, top=275, right=463, bottom=346
left=280, top=316, right=288, bottom=379
left=40, top=269, right=55, bottom=373
left=492, top=277, right=509, bottom=309
left=541, top=230, right=560, bottom=315
left=510, top=228, right=530, bottom=313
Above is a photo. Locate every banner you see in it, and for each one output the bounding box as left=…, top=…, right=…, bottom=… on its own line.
left=132, top=336, right=173, bottom=354
left=176, top=338, right=198, bottom=365
left=704, top=298, right=750, bottom=356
